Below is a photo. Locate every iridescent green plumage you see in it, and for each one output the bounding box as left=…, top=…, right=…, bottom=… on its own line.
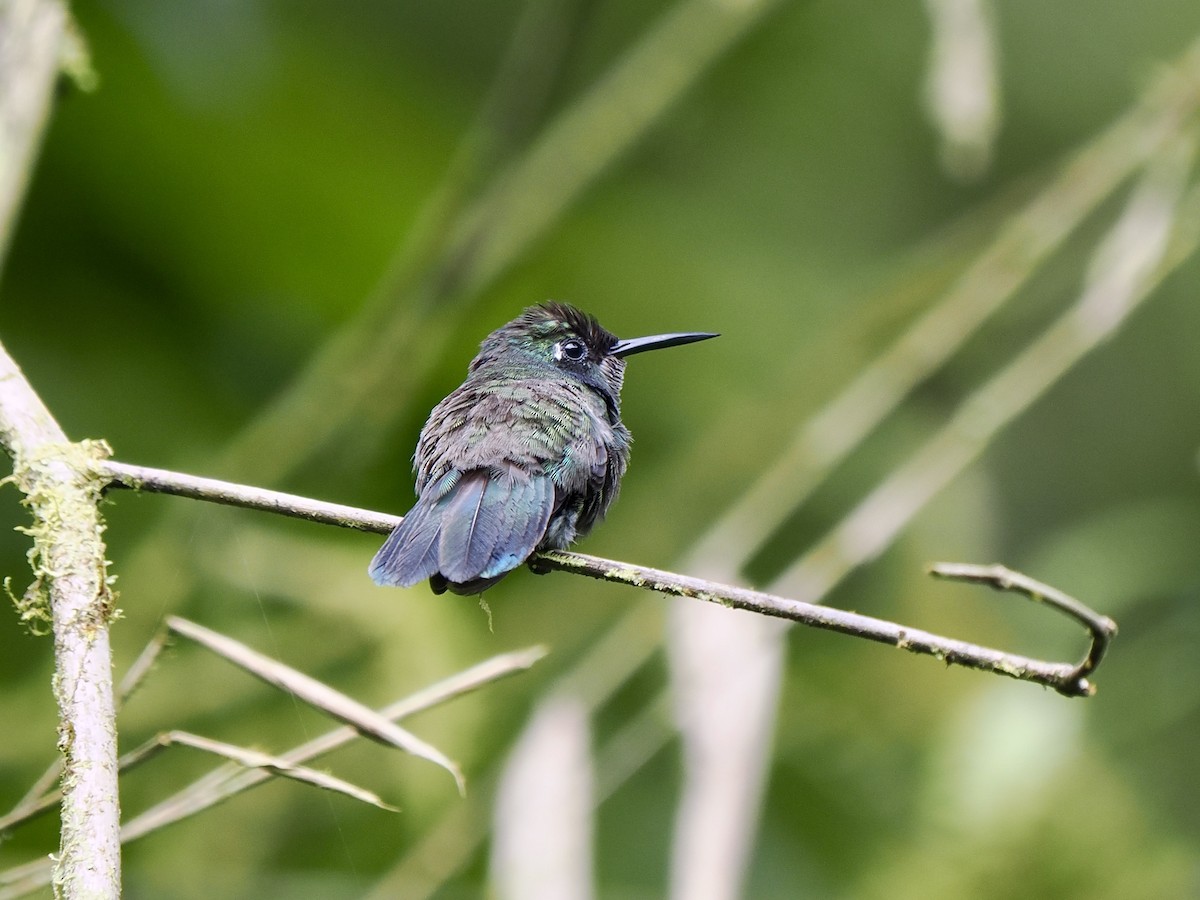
left=369, top=303, right=716, bottom=594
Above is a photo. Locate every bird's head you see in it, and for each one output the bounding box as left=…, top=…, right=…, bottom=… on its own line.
left=472, top=302, right=717, bottom=410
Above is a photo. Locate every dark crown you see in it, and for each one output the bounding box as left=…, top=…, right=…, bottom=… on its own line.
left=522, top=302, right=618, bottom=353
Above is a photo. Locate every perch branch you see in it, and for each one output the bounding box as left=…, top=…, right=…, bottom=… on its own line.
left=536, top=551, right=1108, bottom=697
left=98, top=459, right=1114, bottom=697
left=101, top=459, right=394, bottom=531
left=928, top=562, right=1116, bottom=684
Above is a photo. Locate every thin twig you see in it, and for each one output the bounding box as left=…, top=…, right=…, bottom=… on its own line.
left=101, top=459, right=396, bottom=532
left=2, top=720, right=406, bottom=837
left=0, top=622, right=170, bottom=842
left=539, top=552, right=1106, bottom=697
left=0, top=784, right=59, bottom=838
left=117, top=731, right=398, bottom=812
left=0, top=646, right=546, bottom=894
left=96, top=458, right=1112, bottom=697
left=7, top=757, right=60, bottom=825
left=165, top=616, right=465, bottom=794
left=929, top=562, right=1117, bottom=683
left=115, top=622, right=171, bottom=706
left=120, top=644, right=547, bottom=842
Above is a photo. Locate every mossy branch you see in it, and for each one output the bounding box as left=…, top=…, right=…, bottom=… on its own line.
left=0, top=2, right=124, bottom=893
left=0, top=350, right=122, bottom=900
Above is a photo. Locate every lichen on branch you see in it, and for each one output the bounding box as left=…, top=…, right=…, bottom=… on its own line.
left=5, top=438, right=118, bottom=633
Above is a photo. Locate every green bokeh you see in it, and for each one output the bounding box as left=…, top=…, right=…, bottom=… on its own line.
left=3, top=1, right=1200, bottom=897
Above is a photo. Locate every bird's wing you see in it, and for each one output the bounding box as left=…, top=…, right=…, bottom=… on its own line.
left=463, top=469, right=554, bottom=582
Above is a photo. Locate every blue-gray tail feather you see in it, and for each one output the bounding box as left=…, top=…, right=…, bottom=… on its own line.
left=368, top=469, right=554, bottom=590
left=368, top=499, right=442, bottom=587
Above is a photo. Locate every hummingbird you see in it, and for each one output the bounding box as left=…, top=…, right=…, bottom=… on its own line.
left=369, top=302, right=717, bottom=595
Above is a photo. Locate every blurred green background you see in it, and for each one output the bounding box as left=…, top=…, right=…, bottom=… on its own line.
left=3, top=1, right=1200, bottom=897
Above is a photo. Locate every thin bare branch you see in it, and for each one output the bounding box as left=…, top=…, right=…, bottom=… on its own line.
left=118, top=731, right=398, bottom=813
left=540, top=552, right=1107, bottom=697
left=0, top=621, right=171, bottom=841
left=5, top=747, right=61, bottom=830
left=1, top=645, right=544, bottom=838
left=0, top=646, right=546, bottom=895
left=0, top=725, right=407, bottom=835
left=101, top=459, right=395, bottom=532
left=0, top=862, right=49, bottom=899
left=0, top=784, right=59, bottom=837
left=165, top=616, right=465, bottom=794
left=94, top=459, right=1115, bottom=697
left=120, top=644, right=545, bottom=842
left=115, top=621, right=170, bottom=707
left=929, top=562, right=1117, bottom=684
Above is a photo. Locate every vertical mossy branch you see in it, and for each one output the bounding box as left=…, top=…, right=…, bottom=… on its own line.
left=1, top=2, right=121, bottom=895
left=0, top=345, right=122, bottom=899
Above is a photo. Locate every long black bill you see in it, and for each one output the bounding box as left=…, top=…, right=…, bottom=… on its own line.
left=611, top=331, right=719, bottom=358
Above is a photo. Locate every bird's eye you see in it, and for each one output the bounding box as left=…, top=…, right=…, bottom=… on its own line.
left=557, top=339, right=587, bottom=362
